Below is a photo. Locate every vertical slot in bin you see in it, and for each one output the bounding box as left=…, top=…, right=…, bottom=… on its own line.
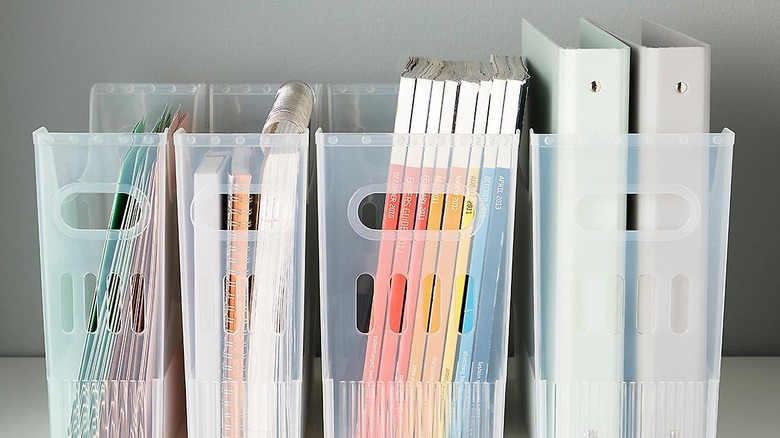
left=174, top=130, right=308, bottom=437
left=523, top=130, right=735, bottom=438
left=90, top=83, right=207, bottom=133
left=33, top=129, right=172, bottom=437
left=317, top=85, right=519, bottom=437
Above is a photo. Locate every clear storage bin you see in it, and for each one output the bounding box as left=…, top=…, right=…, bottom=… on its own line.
left=522, top=130, right=735, bottom=438
left=174, top=130, right=309, bottom=437
left=33, top=129, right=179, bottom=437
left=317, top=85, right=519, bottom=437
left=90, top=83, right=207, bottom=133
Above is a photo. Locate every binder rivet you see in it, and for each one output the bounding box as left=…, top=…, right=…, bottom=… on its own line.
left=93, top=135, right=103, bottom=144
left=328, top=136, right=338, bottom=145
left=713, top=136, right=722, bottom=145
left=367, top=85, right=375, bottom=93
left=69, top=136, right=78, bottom=144
left=221, top=85, right=230, bottom=93
left=147, top=85, right=155, bottom=92
left=338, top=85, right=348, bottom=93
left=45, top=136, right=53, bottom=143
left=362, top=136, right=372, bottom=145
left=105, top=84, right=115, bottom=93
left=263, top=84, right=272, bottom=93
left=544, top=137, right=554, bottom=146
left=241, top=84, right=251, bottom=93
left=187, top=136, right=195, bottom=144
left=235, top=136, right=245, bottom=145
left=590, top=81, right=601, bottom=93
left=143, top=135, right=153, bottom=144
left=126, top=85, right=135, bottom=93
left=188, top=85, right=197, bottom=93
left=168, top=85, right=176, bottom=92
left=679, top=136, right=689, bottom=145
left=210, top=136, right=221, bottom=145
left=119, top=135, right=129, bottom=145
left=676, top=81, right=688, bottom=94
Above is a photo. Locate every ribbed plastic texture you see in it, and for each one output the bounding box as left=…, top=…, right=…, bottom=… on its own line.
left=89, top=83, right=207, bottom=133
left=525, top=130, right=735, bottom=438
left=174, top=131, right=308, bottom=438
left=33, top=129, right=173, bottom=437
left=317, top=85, right=518, bottom=438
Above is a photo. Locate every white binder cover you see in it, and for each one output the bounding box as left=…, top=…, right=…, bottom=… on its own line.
left=523, top=18, right=629, bottom=438
left=606, top=18, right=712, bottom=438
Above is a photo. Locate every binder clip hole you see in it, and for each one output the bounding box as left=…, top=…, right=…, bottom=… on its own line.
left=590, top=81, right=601, bottom=93
left=676, top=81, right=688, bottom=94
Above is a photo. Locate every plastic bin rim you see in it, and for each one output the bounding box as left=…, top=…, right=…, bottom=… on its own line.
left=315, top=129, right=520, bottom=148
left=90, top=83, right=207, bottom=95
left=173, top=128, right=308, bottom=148
left=32, top=127, right=164, bottom=147
left=530, top=128, right=735, bottom=148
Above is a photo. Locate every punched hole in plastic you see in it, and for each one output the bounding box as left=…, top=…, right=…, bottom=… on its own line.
left=60, top=274, right=74, bottom=333
left=105, top=274, right=122, bottom=333
left=456, top=274, right=474, bottom=334
left=130, top=274, right=145, bottom=334
left=637, top=275, right=657, bottom=335
left=423, top=274, right=441, bottom=334
left=387, top=274, right=408, bottom=334
left=84, top=273, right=98, bottom=333
left=356, top=273, right=375, bottom=334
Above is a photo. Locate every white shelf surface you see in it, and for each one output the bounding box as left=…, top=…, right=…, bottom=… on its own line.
left=1, top=357, right=777, bottom=437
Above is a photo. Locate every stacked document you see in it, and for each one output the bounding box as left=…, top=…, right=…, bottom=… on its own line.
left=176, top=81, right=314, bottom=438
left=318, top=56, right=528, bottom=437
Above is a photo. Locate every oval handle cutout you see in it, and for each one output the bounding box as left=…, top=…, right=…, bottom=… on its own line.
left=60, top=192, right=144, bottom=230
left=349, top=184, right=482, bottom=241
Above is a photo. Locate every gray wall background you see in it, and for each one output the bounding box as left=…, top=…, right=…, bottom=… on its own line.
left=1, top=0, right=778, bottom=356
